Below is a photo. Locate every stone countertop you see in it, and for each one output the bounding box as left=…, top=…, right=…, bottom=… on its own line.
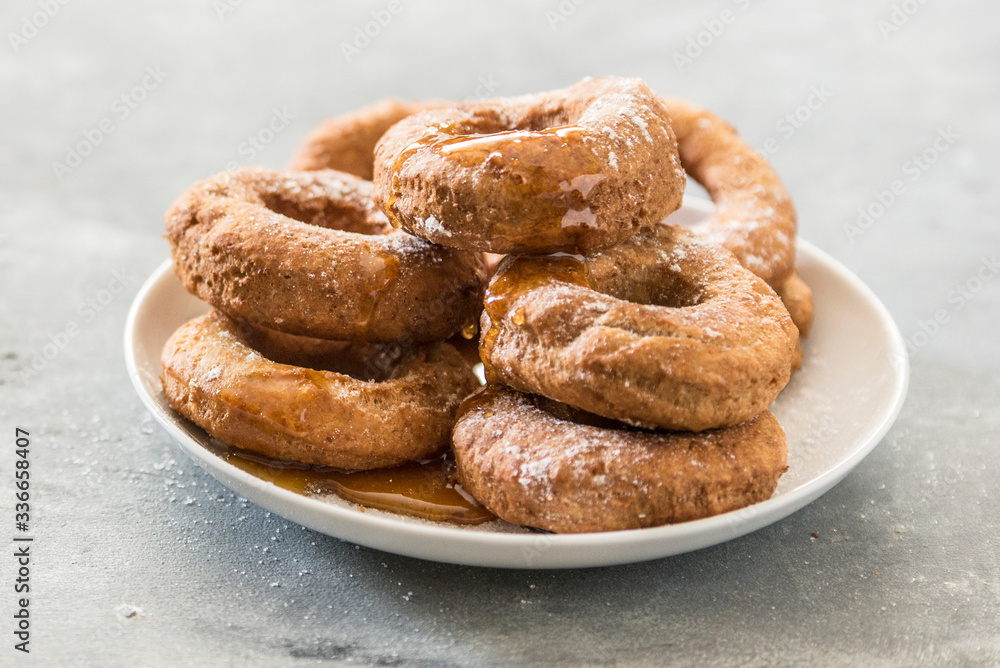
left=1, top=1, right=997, bottom=665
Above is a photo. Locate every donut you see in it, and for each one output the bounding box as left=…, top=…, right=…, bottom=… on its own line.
left=452, top=385, right=788, bottom=533
left=479, top=223, right=798, bottom=432
left=372, top=77, right=687, bottom=255
left=661, top=97, right=798, bottom=289
left=289, top=98, right=446, bottom=179
left=161, top=310, right=480, bottom=469
left=165, top=166, right=486, bottom=342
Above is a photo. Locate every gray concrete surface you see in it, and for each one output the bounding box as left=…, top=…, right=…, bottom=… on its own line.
left=1, top=1, right=998, bottom=665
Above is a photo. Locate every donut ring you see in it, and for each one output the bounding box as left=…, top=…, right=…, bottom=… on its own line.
left=372, top=77, right=687, bottom=255
left=165, top=167, right=486, bottom=342
left=161, top=310, right=479, bottom=469
left=289, top=99, right=447, bottom=179
left=662, top=97, right=798, bottom=288
left=480, top=224, right=798, bottom=432
left=452, top=385, right=788, bottom=533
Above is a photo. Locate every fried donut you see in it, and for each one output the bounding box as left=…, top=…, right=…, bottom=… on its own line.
left=452, top=385, right=788, bottom=533
left=289, top=98, right=446, bottom=179
left=161, top=310, right=480, bottom=469
left=662, top=97, right=797, bottom=289
left=372, top=77, right=687, bottom=255
left=480, top=224, right=798, bottom=432
left=166, top=167, right=486, bottom=342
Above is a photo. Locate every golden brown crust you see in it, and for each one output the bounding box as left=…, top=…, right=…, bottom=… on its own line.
left=662, top=97, right=797, bottom=288
left=452, top=386, right=788, bottom=533
left=165, top=167, right=486, bottom=342
left=480, top=224, right=798, bottom=431
left=372, top=77, right=687, bottom=255
left=777, top=270, right=815, bottom=338
left=778, top=270, right=814, bottom=372
left=289, top=99, right=447, bottom=179
left=161, top=311, right=480, bottom=469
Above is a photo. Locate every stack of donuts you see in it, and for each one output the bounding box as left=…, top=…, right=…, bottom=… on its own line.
left=161, top=77, right=814, bottom=533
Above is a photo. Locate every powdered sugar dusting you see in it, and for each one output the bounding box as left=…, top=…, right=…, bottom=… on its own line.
left=631, top=113, right=652, bottom=142
left=420, top=214, right=452, bottom=238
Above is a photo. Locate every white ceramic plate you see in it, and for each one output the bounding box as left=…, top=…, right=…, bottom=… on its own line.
left=124, top=199, right=908, bottom=569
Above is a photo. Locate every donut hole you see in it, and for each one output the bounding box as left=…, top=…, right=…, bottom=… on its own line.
left=466, top=110, right=570, bottom=135
left=521, top=111, right=571, bottom=132
left=590, top=265, right=705, bottom=310
left=633, top=272, right=705, bottom=309
left=234, top=321, right=406, bottom=382
left=264, top=341, right=406, bottom=383
left=432, top=110, right=588, bottom=174
left=259, top=191, right=379, bottom=235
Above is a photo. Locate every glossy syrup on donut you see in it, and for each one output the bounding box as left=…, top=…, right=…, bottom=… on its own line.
left=205, top=440, right=496, bottom=525
left=385, top=124, right=608, bottom=252
left=353, top=248, right=402, bottom=335
left=177, top=316, right=495, bottom=524
left=480, top=254, right=589, bottom=383
left=161, top=311, right=482, bottom=470
left=165, top=167, right=487, bottom=342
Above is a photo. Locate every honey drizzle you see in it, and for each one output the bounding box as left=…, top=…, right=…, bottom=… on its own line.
left=480, top=255, right=589, bottom=383
left=385, top=124, right=607, bottom=250
left=200, top=320, right=498, bottom=526
left=209, top=443, right=496, bottom=525
left=352, top=249, right=401, bottom=337
left=216, top=367, right=332, bottom=439
left=384, top=126, right=456, bottom=229
left=460, top=321, right=478, bottom=340
left=453, top=384, right=500, bottom=424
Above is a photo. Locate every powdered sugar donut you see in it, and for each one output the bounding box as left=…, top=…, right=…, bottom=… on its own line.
left=165, top=167, right=486, bottom=342
left=372, top=77, right=686, bottom=254
left=161, top=311, right=479, bottom=469
left=452, top=385, right=788, bottom=533
left=480, top=224, right=798, bottom=431
left=663, top=97, right=814, bottom=361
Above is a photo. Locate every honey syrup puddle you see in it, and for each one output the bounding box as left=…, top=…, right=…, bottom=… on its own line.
left=204, top=440, right=496, bottom=526
left=199, top=326, right=494, bottom=526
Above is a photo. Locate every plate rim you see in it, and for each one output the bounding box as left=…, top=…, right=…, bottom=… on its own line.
left=124, top=199, right=909, bottom=569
